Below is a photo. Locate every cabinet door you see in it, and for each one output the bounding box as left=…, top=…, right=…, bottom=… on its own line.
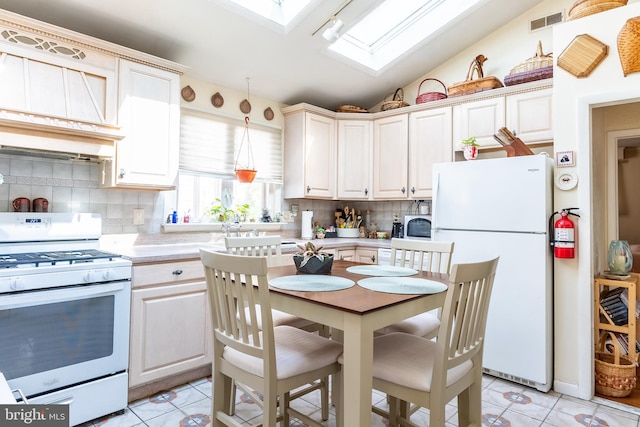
left=304, top=113, right=336, bottom=198
left=337, top=120, right=372, bottom=199
left=110, top=60, right=180, bottom=189
left=409, top=107, right=452, bottom=199
left=129, top=280, right=211, bottom=387
left=373, top=115, right=409, bottom=199
left=506, top=88, right=553, bottom=143
left=453, top=97, right=505, bottom=148
left=336, top=249, right=356, bottom=261
left=355, top=249, right=378, bottom=265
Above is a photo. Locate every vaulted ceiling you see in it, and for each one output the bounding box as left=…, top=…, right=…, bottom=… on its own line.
left=0, top=0, right=544, bottom=110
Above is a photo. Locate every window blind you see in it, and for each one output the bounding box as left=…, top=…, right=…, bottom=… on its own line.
left=180, top=109, right=283, bottom=182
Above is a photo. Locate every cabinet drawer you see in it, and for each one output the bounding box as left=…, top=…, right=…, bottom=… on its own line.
left=132, top=260, right=204, bottom=288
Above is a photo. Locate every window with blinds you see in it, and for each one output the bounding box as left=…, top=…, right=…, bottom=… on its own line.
left=179, top=109, right=283, bottom=182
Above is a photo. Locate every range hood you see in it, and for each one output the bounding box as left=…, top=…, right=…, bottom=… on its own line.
left=0, top=115, right=123, bottom=161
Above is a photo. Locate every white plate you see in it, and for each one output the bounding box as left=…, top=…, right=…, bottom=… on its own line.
left=269, top=275, right=354, bottom=292
left=357, top=277, right=447, bottom=294
left=555, top=171, right=578, bottom=190
left=346, top=265, right=418, bottom=277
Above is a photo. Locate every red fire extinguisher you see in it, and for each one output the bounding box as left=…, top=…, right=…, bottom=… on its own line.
left=550, top=208, right=580, bottom=259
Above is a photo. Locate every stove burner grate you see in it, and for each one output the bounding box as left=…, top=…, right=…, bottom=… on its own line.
left=0, top=249, right=122, bottom=268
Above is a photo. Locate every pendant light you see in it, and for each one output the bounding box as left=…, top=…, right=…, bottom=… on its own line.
left=234, top=78, right=257, bottom=183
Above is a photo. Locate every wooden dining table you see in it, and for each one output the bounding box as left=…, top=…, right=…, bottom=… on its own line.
left=267, top=260, right=448, bottom=426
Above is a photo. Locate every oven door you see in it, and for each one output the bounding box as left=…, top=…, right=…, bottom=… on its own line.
left=0, top=280, right=131, bottom=398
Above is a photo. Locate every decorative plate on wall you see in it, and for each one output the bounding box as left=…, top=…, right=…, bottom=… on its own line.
left=211, top=92, right=224, bottom=108
left=240, top=99, right=252, bottom=114
left=557, top=34, right=608, bottom=78
left=263, top=107, right=274, bottom=121
left=181, top=85, right=195, bottom=102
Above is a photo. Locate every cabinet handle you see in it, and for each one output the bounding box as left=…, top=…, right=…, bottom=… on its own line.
left=401, top=187, right=406, bottom=194
left=364, top=188, right=368, bottom=195
left=340, top=256, right=344, bottom=260
left=118, top=168, right=126, bottom=179
left=411, top=186, right=415, bottom=194
left=172, top=269, right=183, bottom=275
left=306, top=185, right=311, bottom=193
left=371, top=255, right=376, bottom=262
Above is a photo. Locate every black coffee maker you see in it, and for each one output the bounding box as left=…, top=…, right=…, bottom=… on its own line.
left=391, top=221, right=404, bottom=238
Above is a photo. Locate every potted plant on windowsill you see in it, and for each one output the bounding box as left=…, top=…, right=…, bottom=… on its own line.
left=461, top=136, right=480, bottom=160
left=293, top=242, right=334, bottom=274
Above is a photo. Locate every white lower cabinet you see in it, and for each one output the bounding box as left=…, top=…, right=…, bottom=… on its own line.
left=129, top=260, right=211, bottom=387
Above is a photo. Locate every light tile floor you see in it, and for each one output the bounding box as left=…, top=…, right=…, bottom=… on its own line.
left=80, top=375, right=640, bottom=427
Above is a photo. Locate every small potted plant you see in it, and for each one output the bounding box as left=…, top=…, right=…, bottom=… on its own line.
left=461, top=136, right=480, bottom=160
left=293, top=241, right=334, bottom=274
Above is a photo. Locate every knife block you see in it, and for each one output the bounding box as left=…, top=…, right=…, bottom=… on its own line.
left=502, top=137, right=535, bottom=157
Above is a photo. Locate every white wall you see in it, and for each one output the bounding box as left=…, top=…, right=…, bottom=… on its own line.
left=553, top=2, right=640, bottom=399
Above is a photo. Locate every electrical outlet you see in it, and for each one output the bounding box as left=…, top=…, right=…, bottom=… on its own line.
left=133, top=208, right=144, bottom=225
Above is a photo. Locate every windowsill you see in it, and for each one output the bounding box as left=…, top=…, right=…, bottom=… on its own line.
left=161, top=222, right=285, bottom=233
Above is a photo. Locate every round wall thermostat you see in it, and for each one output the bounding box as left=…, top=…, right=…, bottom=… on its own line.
left=555, top=171, right=578, bottom=190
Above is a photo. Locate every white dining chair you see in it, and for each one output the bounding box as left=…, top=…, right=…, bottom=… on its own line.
left=200, top=249, right=343, bottom=427
left=367, top=256, right=499, bottom=427
left=223, top=235, right=330, bottom=415
left=376, top=238, right=455, bottom=339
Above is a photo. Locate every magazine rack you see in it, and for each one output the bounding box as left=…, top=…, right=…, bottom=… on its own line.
left=594, top=273, right=640, bottom=365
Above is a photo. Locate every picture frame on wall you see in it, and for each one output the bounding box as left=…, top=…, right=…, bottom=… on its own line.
left=556, top=150, right=575, bottom=167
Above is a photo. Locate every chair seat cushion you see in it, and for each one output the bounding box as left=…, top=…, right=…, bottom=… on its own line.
left=245, top=306, right=318, bottom=330
left=369, top=332, right=473, bottom=392
left=223, top=325, right=342, bottom=379
left=375, top=312, right=440, bottom=337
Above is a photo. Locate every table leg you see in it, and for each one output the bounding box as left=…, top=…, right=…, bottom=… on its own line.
left=342, top=313, right=374, bottom=426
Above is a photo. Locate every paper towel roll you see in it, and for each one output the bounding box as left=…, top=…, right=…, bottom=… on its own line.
left=301, top=210, right=314, bottom=239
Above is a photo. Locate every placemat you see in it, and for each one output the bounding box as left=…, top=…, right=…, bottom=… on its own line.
left=357, top=277, right=447, bottom=294
left=346, top=265, right=418, bottom=277
left=269, top=275, right=355, bottom=292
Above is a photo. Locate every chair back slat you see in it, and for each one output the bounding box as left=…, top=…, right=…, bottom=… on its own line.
left=389, top=238, right=454, bottom=273
left=201, top=249, right=273, bottom=360
left=439, top=257, right=499, bottom=371
left=225, top=235, right=284, bottom=267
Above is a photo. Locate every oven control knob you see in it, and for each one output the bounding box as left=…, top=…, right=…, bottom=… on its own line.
left=84, top=271, right=98, bottom=282
left=103, top=270, right=113, bottom=281
left=10, top=278, right=24, bottom=291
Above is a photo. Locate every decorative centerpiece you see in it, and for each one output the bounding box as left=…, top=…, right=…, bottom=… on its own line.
left=293, top=242, right=334, bottom=274
left=461, top=136, right=480, bottom=160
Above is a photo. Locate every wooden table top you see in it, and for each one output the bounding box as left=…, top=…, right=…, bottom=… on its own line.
left=267, top=260, right=448, bottom=315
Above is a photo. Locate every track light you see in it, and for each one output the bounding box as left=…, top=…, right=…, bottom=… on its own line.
left=322, top=18, right=344, bottom=43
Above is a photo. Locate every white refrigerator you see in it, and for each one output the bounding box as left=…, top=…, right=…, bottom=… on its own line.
left=432, top=155, right=553, bottom=392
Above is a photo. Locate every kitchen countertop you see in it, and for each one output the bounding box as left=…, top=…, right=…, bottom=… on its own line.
left=103, top=237, right=392, bottom=264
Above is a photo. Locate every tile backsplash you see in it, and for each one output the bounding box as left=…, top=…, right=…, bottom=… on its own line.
left=1, top=154, right=429, bottom=237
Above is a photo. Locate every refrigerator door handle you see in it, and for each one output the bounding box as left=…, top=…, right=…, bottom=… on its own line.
left=432, top=171, right=440, bottom=229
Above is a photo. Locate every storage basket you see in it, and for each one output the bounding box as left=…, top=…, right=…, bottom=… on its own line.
left=618, top=16, right=640, bottom=77
left=381, top=88, right=410, bottom=111
left=415, top=78, right=447, bottom=104
left=336, top=104, right=369, bottom=113
left=594, top=332, right=637, bottom=397
left=568, top=0, right=627, bottom=21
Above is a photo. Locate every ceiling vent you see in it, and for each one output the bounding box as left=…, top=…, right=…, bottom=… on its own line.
left=530, top=12, right=563, bottom=32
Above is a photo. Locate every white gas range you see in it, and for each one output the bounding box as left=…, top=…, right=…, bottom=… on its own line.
left=0, top=213, right=132, bottom=426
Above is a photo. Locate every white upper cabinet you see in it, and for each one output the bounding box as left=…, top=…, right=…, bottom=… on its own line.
left=373, top=114, right=409, bottom=199
left=337, top=119, right=372, bottom=199
left=101, top=60, right=180, bottom=189
left=506, top=87, right=553, bottom=143
left=283, top=105, right=337, bottom=199
left=453, top=97, right=505, bottom=148
left=408, top=107, right=453, bottom=199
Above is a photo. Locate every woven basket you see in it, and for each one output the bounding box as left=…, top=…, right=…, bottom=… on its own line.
left=381, top=88, right=410, bottom=111
left=415, top=78, right=447, bottom=104
left=336, top=104, right=369, bottom=113
left=568, top=0, right=627, bottom=20
left=594, top=332, right=637, bottom=397
left=618, top=16, right=640, bottom=77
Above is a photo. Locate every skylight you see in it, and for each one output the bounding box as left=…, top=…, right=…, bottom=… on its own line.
left=329, top=0, right=482, bottom=73
left=227, top=0, right=312, bottom=28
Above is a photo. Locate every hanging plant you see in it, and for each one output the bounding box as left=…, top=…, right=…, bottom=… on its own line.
left=234, top=78, right=257, bottom=183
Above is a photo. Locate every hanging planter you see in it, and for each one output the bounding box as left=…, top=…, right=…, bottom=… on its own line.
left=234, top=116, right=257, bottom=183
